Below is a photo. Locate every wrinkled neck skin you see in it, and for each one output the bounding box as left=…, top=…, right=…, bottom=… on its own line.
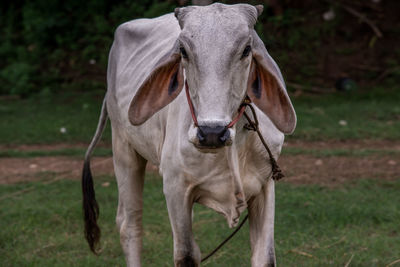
left=159, top=79, right=284, bottom=227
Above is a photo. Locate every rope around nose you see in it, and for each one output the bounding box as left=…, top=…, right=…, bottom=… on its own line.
left=200, top=98, right=284, bottom=263
left=185, top=82, right=251, bottom=130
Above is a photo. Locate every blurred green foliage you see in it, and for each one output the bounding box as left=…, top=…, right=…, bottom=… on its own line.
left=0, top=0, right=399, bottom=96
left=0, top=0, right=177, bottom=96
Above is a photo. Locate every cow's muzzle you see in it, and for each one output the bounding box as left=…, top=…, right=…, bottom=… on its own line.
left=196, top=125, right=230, bottom=148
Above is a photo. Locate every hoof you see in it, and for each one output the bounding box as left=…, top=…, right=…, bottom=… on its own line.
left=176, top=255, right=197, bottom=267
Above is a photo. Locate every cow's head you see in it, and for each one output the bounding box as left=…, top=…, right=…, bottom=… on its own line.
left=129, top=3, right=296, bottom=150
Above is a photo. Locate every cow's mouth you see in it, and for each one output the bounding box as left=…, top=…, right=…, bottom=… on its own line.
left=195, top=143, right=225, bottom=149
left=192, top=136, right=233, bottom=153
left=193, top=144, right=226, bottom=153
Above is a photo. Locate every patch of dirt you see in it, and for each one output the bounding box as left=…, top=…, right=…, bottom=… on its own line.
left=0, top=156, right=114, bottom=184
left=279, top=155, right=399, bottom=187
left=0, top=142, right=109, bottom=151
left=0, top=141, right=399, bottom=186
left=284, top=139, right=400, bottom=151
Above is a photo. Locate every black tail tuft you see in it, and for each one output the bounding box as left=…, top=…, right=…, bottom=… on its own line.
left=82, top=160, right=101, bottom=254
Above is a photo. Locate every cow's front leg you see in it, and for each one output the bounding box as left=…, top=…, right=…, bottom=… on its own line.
left=113, top=130, right=147, bottom=267
left=163, top=174, right=200, bottom=267
left=248, top=178, right=276, bottom=267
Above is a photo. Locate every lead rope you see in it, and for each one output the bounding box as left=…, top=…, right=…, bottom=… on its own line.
left=241, top=99, right=285, bottom=181
left=201, top=97, right=284, bottom=263
left=201, top=213, right=249, bottom=262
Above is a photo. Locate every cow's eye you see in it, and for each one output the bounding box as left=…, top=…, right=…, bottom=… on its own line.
left=180, top=47, right=188, bottom=59
left=241, top=45, right=251, bottom=58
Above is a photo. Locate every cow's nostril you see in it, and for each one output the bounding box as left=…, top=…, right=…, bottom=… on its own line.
left=197, top=128, right=205, bottom=142
left=219, top=128, right=230, bottom=143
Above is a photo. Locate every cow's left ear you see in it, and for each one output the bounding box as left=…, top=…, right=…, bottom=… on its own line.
left=247, top=31, right=297, bottom=134
left=128, top=43, right=184, bottom=125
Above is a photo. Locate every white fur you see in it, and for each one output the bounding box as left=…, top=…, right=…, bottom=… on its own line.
left=104, top=3, right=294, bottom=266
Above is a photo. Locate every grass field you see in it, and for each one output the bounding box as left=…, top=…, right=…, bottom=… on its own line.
left=1, top=175, right=400, bottom=266
left=0, top=86, right=399, bottom=145
left=0, top=87, right=399, bottom=266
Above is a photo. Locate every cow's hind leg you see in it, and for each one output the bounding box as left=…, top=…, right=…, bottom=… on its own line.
left=113, top=131, right=147, bottom=267
left=248, top=178, right=276, bottom=267
left=163, top=173, right=200, bottom=267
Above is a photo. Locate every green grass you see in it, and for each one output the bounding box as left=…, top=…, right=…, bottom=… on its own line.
left=1, top=175, right=399, bottom=266
left=1, top=86, right=399, bottom=266
left=0, top=89, right=111, bottom=144
left=2, top=146, right=399, bottom=159
left=282, top=147, right=400, bottom=157
left=0, top=86, right=399, bottom=145
left=288, top=86, right=400, bottom=141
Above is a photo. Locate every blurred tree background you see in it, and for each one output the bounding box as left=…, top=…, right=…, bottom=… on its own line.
left=0, top=0, right=399, bottom=97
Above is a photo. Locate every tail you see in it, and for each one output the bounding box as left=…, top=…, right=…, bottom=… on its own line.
left=82, top=96, right=108, bottom=254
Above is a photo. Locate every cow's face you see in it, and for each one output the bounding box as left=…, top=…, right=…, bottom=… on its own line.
left=129, top=4, right=296, bottom=151
left=177, top=4, right=256, bottom=149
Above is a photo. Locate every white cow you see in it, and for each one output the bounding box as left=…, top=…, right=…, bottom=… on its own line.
left=82, top=3, right=296, bottom=267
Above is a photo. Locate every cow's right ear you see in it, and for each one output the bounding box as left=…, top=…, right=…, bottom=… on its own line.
left=128, top=43, right=184, bottom=126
